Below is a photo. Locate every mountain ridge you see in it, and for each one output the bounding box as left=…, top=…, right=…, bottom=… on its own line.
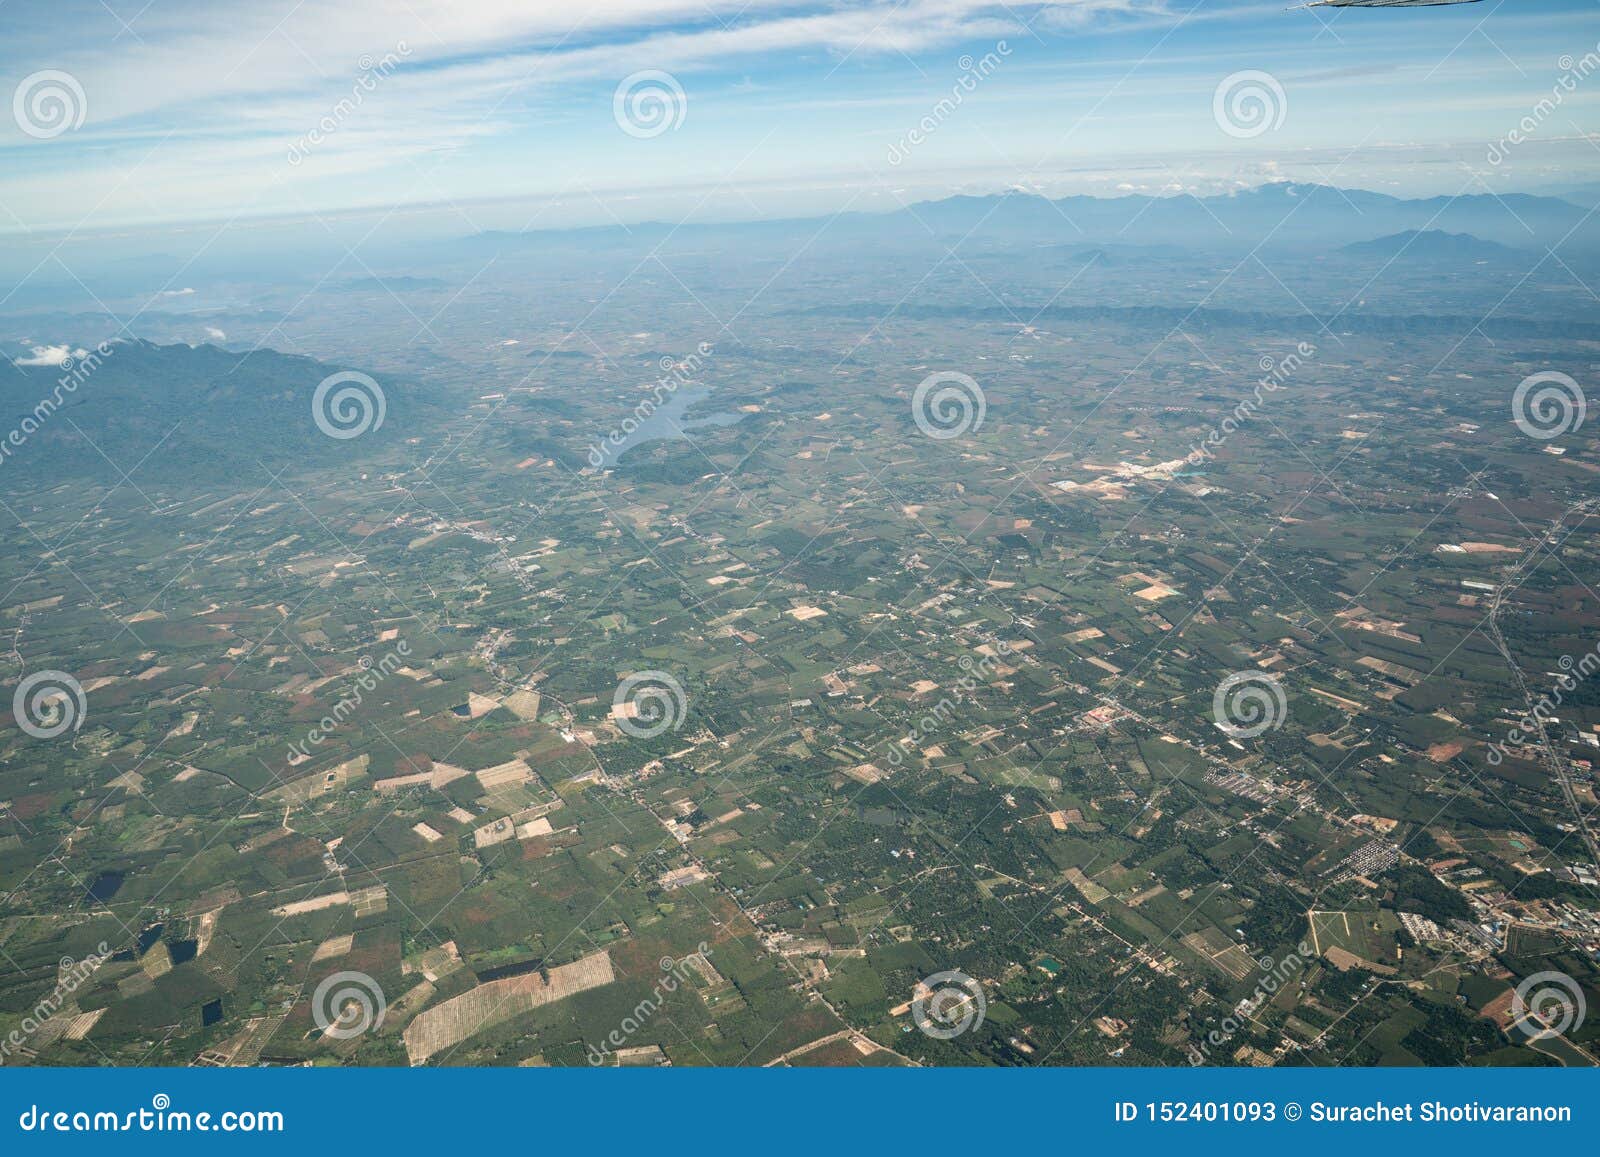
left=471, top=182, right=1592, bottom=252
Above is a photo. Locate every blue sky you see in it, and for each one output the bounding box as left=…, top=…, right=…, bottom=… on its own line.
left=0, top=0, right=1596, bottom=235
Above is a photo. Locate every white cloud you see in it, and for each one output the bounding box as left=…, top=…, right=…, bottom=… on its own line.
left=57, top=1, right=1146, bottom=121
left=5, top=2, right=1153, bottom=154
left=15, top=344, right=87, bottom=366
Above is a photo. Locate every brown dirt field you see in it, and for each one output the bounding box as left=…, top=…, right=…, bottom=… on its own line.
left=8, top=791, right=56, bottom=821
left=272, top=891, right=349, bottom=917
left=741, top=1006, right=841, bottom=1067
left=518, top=830, right=580, bottom=861
left=784, top=1036, right=874, bottom=1066
left=1323, top=945, right=1396, bottom=975
left=1481, top=987, right=1517, bottom=1029
left=402, top=949, right=615, bottom=1064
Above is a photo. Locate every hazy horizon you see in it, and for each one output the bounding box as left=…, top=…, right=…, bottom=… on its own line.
left=2, top=0, right=1597, bottom=239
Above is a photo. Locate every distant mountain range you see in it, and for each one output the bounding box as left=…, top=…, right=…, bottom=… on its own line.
left=792, top=301, right=1600, bottom=344
left=0, top=340, right=422, bottom=486
left=474, top=182, right=1595, bottom=254
left=1337, top=229, right=1516, bottom=260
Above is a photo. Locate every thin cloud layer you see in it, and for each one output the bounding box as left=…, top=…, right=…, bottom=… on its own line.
left=0, top=0, right=1584, bottom=232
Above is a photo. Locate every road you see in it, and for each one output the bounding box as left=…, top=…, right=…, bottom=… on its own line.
left=1485, top=498, right=1600, bottom=874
